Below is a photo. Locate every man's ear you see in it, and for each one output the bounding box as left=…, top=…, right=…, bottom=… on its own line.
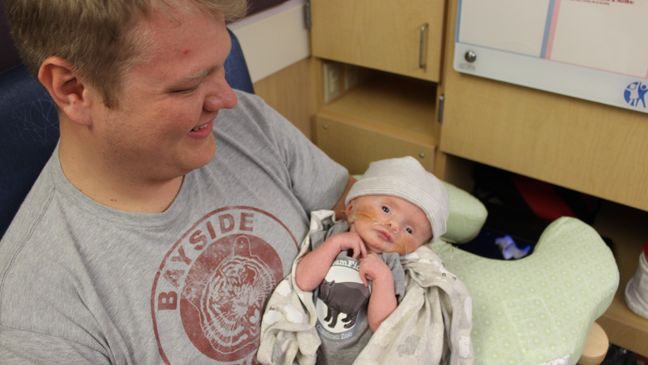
left=38, top=56, right=94, bottom=126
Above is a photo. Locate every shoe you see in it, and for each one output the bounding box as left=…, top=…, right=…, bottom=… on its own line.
left=624, top=243, right=648, bottom=319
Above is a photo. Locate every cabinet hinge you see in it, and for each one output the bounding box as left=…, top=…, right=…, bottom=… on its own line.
left=437, top=94, right=445, bottom=124
left=304, top=0, right=312, bottom=29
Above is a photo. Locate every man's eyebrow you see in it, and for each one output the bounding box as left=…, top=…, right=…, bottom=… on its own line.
left=182, top=66, right=219, bottom=81
left=184, top=70, right=208, bottom=80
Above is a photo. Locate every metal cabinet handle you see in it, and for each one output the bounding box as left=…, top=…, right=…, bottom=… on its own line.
left=418, top=23, right=429, bottom=70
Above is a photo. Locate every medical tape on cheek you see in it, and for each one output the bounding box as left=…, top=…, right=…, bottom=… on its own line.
left=349, top=205, right=381, bottom=225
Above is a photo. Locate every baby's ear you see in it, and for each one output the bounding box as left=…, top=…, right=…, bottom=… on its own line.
left=345, top=202, right=354, bottom=220
left=426, top=226, right=435, bottom=243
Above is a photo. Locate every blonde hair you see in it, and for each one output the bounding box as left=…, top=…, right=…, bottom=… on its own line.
left=4, top=0, right=247, bottom=107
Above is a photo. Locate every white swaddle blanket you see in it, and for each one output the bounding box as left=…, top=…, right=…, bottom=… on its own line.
left=257, top=210, right=474, bottom=365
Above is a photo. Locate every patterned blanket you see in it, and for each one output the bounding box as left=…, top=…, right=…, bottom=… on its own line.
left=257, top=210, right=474, bottom=365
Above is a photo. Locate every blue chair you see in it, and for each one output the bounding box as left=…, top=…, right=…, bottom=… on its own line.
left=0, top=23, right=253, bottom=239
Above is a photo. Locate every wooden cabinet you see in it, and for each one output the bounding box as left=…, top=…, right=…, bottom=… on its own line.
left=310, top=0, right=445, bottom=174
left=314, top=75, right=437, bottom=174
left=311, top=0, right=445, bottom=82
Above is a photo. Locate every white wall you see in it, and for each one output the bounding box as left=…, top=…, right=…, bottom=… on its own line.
left=229, top=0, right=310, bottom=82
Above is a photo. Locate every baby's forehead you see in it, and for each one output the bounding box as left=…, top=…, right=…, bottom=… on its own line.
left=354, top=195, right=428, bottom=218
left=356, top=194, right=414, bottom=205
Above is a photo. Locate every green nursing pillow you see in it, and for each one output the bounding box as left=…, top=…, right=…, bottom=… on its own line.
left=433, top=217, right=619, bottom=364
left=441, top=182, right=488, bottom=244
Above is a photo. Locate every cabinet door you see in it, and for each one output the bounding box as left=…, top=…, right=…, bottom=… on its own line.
left=314, top=115, right=435, bottom=175
left=311, top=0, right=445, bottom=82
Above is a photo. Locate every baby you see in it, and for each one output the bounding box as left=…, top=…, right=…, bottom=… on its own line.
left=294, top=156, right=449, bottom=364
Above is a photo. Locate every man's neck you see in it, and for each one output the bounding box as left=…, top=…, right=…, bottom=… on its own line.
left=58, top=139, right=184, bottom=213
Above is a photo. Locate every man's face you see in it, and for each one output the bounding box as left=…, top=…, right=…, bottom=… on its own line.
left=346, top=195, right=433, bottom=255
left=90, top=6, right=237, bottom=181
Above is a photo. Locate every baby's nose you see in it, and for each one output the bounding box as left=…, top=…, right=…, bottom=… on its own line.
left=387, top=220, right=400, bottom=234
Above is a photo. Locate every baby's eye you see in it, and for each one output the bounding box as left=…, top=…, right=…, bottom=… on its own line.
left=381, top=205, right=390, bottom=213
left=405, top=227, right=414, bottom=235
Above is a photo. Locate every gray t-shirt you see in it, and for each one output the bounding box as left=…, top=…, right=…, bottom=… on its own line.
left=0, top=91, right=348, bottom=365
left=310, top=220, right=406, bottom=365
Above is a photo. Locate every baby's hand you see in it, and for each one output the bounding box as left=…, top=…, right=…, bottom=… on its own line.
left=328, top=232, right=367, bottom=259
left=359, top=253, right=392, bottom=287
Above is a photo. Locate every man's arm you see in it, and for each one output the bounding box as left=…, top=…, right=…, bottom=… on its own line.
left=0, top=325, right=111, bottom=364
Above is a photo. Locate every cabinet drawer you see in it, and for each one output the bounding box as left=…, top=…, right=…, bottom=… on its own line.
left=315, top=115, right=435, bottom=175
left=311, top=0, right=445, bottom=82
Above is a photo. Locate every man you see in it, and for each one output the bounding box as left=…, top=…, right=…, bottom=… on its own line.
left=0, top=0, right=351, bottom=363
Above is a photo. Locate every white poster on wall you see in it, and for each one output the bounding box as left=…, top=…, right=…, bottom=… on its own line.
left=454, top=0, right=648, bottom=113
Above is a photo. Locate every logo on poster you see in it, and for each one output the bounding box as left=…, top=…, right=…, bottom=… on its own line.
left=624, top=81, right=647, bottom=109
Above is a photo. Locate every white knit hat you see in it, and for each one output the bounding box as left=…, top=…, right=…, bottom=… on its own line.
left=346, top=156, right=449, bottom=241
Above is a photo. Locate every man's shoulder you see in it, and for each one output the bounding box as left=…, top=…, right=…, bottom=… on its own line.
left=0, top=206, right=75, bottom=316
left=0, top=198, right=66, bottom=278
left=225, top=90, right=287, bottom=129
left=231, top=90, right=267, bottom=114
left=216, top=91, right=272, bottom=132
left=233, top=89, right=260, bottom=102
left=0, top=161, right=73, bottom=283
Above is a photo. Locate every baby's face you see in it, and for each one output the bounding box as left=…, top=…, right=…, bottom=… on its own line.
left=346, top=195, right=432, bottom=255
